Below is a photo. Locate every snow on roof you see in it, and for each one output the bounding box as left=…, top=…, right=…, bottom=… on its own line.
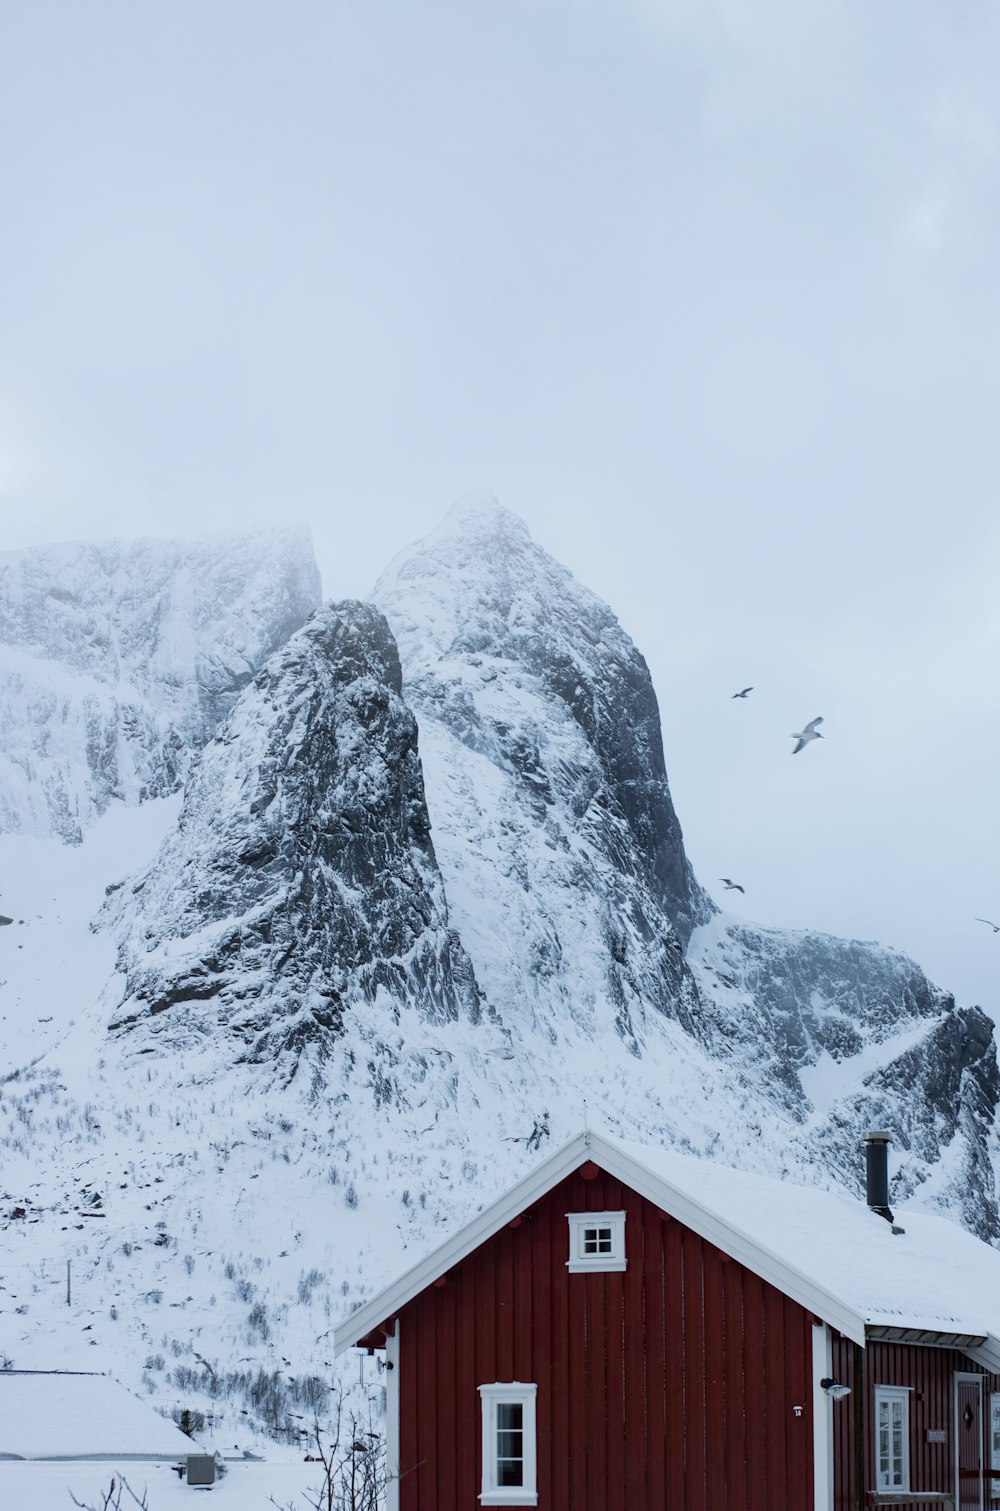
left=335, top=1130, right=1000, bottom=1368
left=0, top=1372, right=200, bottom=1461
left=600, top=1133, right=1000, bottom=1345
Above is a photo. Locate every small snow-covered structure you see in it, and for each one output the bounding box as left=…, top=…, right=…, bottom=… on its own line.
left=336, top=1130, right=1000, bottom=1511
left=0, top=1370, right=199, bottom=1462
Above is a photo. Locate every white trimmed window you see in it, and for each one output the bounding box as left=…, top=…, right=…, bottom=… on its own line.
left=479, top=1383, right=537, bottom=1506
left=991, top=1392, right=1000, bottom=1498
left=875, top=1386, right=910, bottom=1492
left=565, top=1210, right=626, bottom=1272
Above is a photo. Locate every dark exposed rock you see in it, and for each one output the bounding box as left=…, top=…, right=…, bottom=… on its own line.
left=822, top=1005, right=1000, bottom=1239
left=107, top=601, right=483, bottom=1060
left=688, top=922, right=951, bottom=1106
left=690, top=917, right=1000, bottom=1235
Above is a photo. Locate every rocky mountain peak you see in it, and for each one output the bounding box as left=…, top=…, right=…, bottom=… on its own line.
left=441, top=489, right=529, bottom=536
left=373, top=503, right=710, bottom=1051
left=106, top=599, right=482, bottom=1064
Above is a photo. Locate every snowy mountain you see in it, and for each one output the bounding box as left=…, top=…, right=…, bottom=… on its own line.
left=372, top=496, right=710, bottom=1054
left=1, top=505, right=998, bottom=1450
left=0, top=530, right=320, bottom=843
left=106, top=600, right=483, bottom=1062
left=373, top=497, right=999, bottom=1233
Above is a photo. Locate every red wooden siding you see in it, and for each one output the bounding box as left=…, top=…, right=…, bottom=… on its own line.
left=831, top=1332, right=1000, bottom=1511
left=831, top=1332, right=860, bottom=1511
left=395, top=1165, right=815, bottom=1511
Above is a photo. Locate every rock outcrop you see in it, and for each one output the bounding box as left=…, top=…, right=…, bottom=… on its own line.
left=107, top=601, right=483, bottom=1064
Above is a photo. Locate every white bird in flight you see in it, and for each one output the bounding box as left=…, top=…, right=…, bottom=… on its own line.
left=731, top=687, right=753, bottom=699
left=975, top=918, right=1000, bottom=933
left=791, top=716, right=824, bottom=754
left=719, top=878, right=745, bottom=894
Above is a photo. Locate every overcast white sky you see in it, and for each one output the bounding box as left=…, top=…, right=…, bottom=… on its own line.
left=2, top=1, right=999, bottom=1018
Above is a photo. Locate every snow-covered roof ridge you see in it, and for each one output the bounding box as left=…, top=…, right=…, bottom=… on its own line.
left=0, top=1370, right=201, bottom=1461
left=335, top=1129, right=1000, bottom=1367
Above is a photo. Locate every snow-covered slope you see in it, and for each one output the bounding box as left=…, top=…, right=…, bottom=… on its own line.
left=0, top=530, right=320, bottom=843
left=1, top=503, right=998, bottom=1452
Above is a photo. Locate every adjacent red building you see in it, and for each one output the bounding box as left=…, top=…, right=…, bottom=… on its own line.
left=335, top=1131, right=1000, bottom=1510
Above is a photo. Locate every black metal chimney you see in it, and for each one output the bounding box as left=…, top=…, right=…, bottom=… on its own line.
left=864, top=1131, right=893, bottom=1222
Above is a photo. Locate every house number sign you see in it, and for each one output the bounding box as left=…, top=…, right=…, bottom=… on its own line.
left=926, top=1429, right=947, bottom=1443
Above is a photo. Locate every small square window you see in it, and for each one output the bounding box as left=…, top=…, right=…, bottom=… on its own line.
left=566, top=1210, right=626, bottom=1272
left=583, top=1227, right=612, bottom=1255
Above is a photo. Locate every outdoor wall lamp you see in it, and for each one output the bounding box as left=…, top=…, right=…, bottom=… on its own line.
left=820, top=1378, right=852, bottom=1401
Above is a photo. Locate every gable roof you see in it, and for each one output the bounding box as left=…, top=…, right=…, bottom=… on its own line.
left=0, top=1371, right=201, bottom=1461
left=334, top=1130, right=1000, bottom=1369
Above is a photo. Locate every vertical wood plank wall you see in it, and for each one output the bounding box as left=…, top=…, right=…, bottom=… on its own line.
left=831, top=1333, right=1000, bottom=1510
left=395, top=1167, right=814, bottom=1510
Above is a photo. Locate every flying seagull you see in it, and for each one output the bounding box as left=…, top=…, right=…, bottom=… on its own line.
left=791, top=716, right=824, bottom=754
left=731, top=687, right=753, bottom=699
left=719, top=878, right=745, bottom=893
left=976, top=918, right=1000, bottom=933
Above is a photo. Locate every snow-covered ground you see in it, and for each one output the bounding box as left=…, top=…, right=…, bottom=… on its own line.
left=0, top=1457, right=336, bottom=1511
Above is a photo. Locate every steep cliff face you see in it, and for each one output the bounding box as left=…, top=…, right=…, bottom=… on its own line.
left=372, top=495, right=711, bottom=1053
left=688, top=913, right=1000, bottom=1235
left=106, top=601, right=483, bottom=1064
left=687, top=916, right=953, bottom=1111
left=0, top=529, right=321, bottom=843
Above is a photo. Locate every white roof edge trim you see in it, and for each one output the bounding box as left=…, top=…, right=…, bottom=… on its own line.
left=963, top=1338, right=1000, bottom=1374
left=333, top=1131, right=868, bottom=1356
left=333, top=1134, right=591, bottom=1354
left=583, top=1134, right=866, bottom=1346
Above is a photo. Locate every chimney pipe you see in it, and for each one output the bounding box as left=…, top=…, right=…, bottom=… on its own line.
left=864, top=1131, right=893, bottom=1222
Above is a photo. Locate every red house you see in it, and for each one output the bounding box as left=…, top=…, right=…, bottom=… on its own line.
left=335, top=1130, right=1000, bottom=1510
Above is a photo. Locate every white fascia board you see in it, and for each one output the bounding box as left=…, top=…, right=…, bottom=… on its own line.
left=334, top=1134, right=591, bottom=1354
left=584, top=1133, right=867, bottom=1346
left=334, top=1130, right=868, bottom=1356
left=962, top=1336, right=1000, bottom=1374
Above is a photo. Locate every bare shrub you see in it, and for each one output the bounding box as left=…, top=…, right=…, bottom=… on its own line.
left=69, top=1476, right=149, bottom=1510
left=247, top=1299, right=271, bottom=1340
left=270, top=1390, right=386, bottom=1511
left=297, top=1268, right=325, bottom=1305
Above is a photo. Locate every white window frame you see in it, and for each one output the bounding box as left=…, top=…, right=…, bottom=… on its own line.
left=875, top=1385, right=911, bottom=1493
left=478, top=1382, right=537, bottom=1506
left=991, top=1391, right=1000, bottom=1499
left=565, top=1210, right=626, bottom=1272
